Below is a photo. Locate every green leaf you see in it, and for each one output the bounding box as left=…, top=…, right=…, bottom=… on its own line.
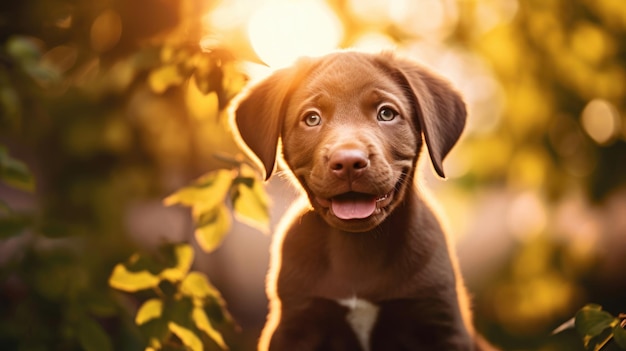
left=138, top=317, right=169, bottom=346
left=110, top=245, right=195, bottom=292
left=576, top=304, right=617, bottom=338
left=108, top=262, right=160, bottom=292
left=76, top=316, right=113, bottom=351
left=162, top=296, right=194, bottom=326
left=127, top=249, right=173, bottom=275
left=614, top=323, right=626, bottom=349
left=136, top=299, right=163, bottom=325
left=163, top=169, right=233, bottom=216
left=203, top=296, right=231, bottom=326
left=159, top=244, right=194, bottom=283
left=168, top=322, right=203, bottom=351
left=0, top=146, right=35, bottom=191
left=584, top=326, right=614, bottom=351
left=232, top=177, right=270, bottom=233
left=194, top=205, right=231, bottom=252
left=192, top=306, right=226, bottom=349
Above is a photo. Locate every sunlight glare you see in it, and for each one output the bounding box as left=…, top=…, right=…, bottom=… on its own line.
left=351, top=32, right=397, bottom=52
left=248, top=1, right=342, bottom=68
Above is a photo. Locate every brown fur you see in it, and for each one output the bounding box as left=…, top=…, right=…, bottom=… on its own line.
left=233, top=51, right=496, bottom=351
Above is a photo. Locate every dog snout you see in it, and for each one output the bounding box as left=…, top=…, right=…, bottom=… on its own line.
left=328, top=149, right=369, bottom=180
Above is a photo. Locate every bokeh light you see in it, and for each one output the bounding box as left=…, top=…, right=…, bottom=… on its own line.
left=581, top=98, right=621, bottom=145
left=247, top=0, right=342, bottom=68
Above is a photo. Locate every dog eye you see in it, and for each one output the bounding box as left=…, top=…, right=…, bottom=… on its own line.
left=377, top=107, right=398, bottom=122
left=304, top=113, right=322, bottom=127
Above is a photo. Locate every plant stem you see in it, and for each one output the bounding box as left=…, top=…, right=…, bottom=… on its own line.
left=595, top=333, right=614, bottom=351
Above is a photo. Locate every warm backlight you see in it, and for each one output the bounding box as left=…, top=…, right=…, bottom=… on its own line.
left=247, top=0, right=342, bottom=68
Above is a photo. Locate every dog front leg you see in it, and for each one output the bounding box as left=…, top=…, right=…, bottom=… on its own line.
left=370, top=297, right=474, bottom=351
left=264, top=297, right=363, bottom=351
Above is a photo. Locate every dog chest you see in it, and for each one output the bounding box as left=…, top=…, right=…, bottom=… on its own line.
left=336, top=296, right=379, bottom=351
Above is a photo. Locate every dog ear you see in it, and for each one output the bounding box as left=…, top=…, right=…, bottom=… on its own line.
left=233, top=68, right=296, bottom=180
left=384, top=55, right=467, bottom=178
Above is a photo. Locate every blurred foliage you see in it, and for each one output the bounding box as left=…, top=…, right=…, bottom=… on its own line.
left=1, top=0, right=626, bottom=351
left=0, top=146, right=35, bottom=193
left=471, top=0, right=626, bottom=201
left=0, top=0, right=267, bottom=350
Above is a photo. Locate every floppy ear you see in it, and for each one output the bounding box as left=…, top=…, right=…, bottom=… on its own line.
left=233, top=68, right=295, bottom=180
left=385, top=55, right=467, bottom=178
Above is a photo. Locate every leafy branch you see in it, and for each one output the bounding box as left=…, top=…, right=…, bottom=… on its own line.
left=555, top=304, right=626, bottom=351
left=109, top=244, right=230, bottom=351
left=109, top=161, right=270, bottom=350
left=163, top=162, right=270, bottom=252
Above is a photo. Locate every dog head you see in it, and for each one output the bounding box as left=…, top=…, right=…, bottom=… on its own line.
left=234, top=51, right=466, bottom=232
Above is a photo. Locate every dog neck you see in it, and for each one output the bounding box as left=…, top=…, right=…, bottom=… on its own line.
left=317, top=187, right=448, bottom=299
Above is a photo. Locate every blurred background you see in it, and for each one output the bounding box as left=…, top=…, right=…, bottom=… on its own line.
left=1, top=0, right=625, bottom=350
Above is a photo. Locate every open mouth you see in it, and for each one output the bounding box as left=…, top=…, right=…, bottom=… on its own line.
left=316, top=190, right=394, bottom=220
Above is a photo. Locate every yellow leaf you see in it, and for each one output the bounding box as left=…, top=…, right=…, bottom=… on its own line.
left=186, top=81, right=219, bottom=120
left=135, top=299, right=163, bottom=325
left=160, top=244, right=194, bottom=283
left=194, top=205, right=231, bottom=252
left=163, top=169, right=233, bottom=216
left=221, top=61, right=248, bottom=101
left=233, top=179, right=270, bottom=234
left=160, top=45, right=175, bottom=63
left=238, top=162, right=258, bottom=178
left=108, top=263, right=160, bottom=292
left=168, top=322, right=203, bottom=351
left=192, top=306, right=227, bottom=349
left=180, top=272, right=222, bottom=301
left=147, top=337, right=162, bottom=350
left=148, top=64, right=184, bottom=94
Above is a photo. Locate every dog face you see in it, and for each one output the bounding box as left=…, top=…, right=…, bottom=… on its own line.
left=234, top=51, right=466, bottom=232
left=281, top=55, right=419, bottom=232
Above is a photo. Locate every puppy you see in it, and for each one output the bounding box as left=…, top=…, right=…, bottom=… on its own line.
left=233, top=51, right=493, bottom=351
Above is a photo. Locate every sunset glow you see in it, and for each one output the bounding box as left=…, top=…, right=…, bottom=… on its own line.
left=247, top=0, right=342, bottom=68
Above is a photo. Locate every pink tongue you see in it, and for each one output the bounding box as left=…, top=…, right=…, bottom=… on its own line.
left=331, top=196, right=377, bottom=220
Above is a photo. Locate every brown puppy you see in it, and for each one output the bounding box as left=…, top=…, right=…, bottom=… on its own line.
left=234, top=51, right=492, bottom=351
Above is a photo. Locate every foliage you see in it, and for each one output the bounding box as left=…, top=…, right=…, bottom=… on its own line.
left=107, top=162, right=270, bottom=350
left=0, top=0, right=267, bottom=350
left=164, top=164, right=270, bottom=253
left=554, top=304, right=626, bottom=351
left=109, top=244, right=229, bottom=351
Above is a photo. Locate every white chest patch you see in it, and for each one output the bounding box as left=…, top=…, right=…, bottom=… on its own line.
left=337, top=297, right=379, bottom=351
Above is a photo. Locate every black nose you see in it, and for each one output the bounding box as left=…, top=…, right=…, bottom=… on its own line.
left=328, top=149, right=369, bottom=180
